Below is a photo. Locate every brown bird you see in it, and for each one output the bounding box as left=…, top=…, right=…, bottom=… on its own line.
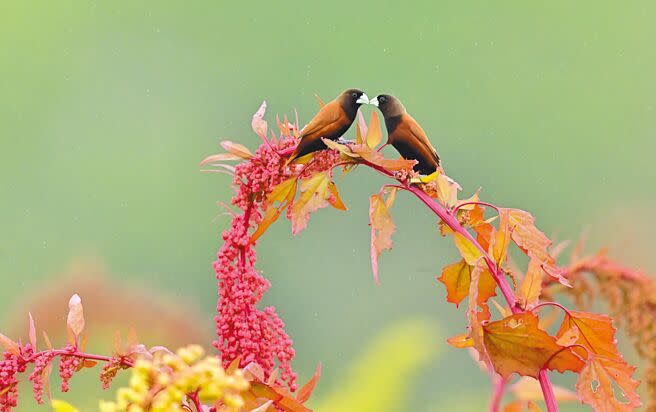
left=286, top=89, right=369, bottom=164
left=371, top=94, right=440, bottom=174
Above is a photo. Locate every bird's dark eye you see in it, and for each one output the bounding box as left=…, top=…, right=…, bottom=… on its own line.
left=352, top=92, right=358, bottom=98
left=379, top=96, right=386, bottom=103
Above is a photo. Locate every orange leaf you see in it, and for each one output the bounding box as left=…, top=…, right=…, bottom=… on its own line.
left=251, top=382, right=311, bottom=412
left=498, top=208, right=570, bottom=287
left=446, top=332, right=473, bottom=349
left=468, top=263, right=492, bottom=368
left=227, top=356, right=242, bottom=374
left=576, top=357, right=641, bottom=412
left=556, top=311, right=623, bottom=361
left=0, top=333, right=20, bottom=356
left=490, top=225, right=511, bottom=269
left=369, top=192, right=396, bottom=284
left=517, top=258, right=544, bottom=309
left=250, top=207, right=284, bottom=243
left=453, top=233, right=483, bottom=265
left=296, top=363, right=321, bottom=403
left=28, top=312, right=37, bottom=349
left=437, top=259, right=497, bottom=308
left=327, top=182, right=347, bottom=211
left=220, top=140, right=253, bottom=159
left=365, top=111, right=382, bottom=148
left=290, top=172, right=331, bottom=235
left=483, top=312, right=585, bottom=379
left=66, top=294, right=84, bottom=345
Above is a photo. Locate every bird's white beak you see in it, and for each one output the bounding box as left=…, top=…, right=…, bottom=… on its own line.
left=356, top=93, right=370, bottom=105
left=369, top=96, right=379, bottom=107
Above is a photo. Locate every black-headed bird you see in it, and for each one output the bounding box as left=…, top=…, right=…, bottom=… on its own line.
left=371, top=94, right=440, bottom=174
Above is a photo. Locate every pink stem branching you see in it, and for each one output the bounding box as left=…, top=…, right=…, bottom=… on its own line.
left=489, top=375, right=507, bottom=412
left=349, top=158, right=559, bottom=412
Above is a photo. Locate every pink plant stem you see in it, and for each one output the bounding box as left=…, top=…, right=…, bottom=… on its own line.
left=539, top=369, right=558, bottom=412
left=354, top=160, right=559, bottom=412
left=27, top=349, right=134, bottom=367
left=490, top=375, right=506, bottom=412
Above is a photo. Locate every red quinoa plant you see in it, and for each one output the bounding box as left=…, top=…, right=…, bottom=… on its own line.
left=0, top=99, right=653, bottom=412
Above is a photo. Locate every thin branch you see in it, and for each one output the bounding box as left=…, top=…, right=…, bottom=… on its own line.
left=489, top=375, right=507, bottom=412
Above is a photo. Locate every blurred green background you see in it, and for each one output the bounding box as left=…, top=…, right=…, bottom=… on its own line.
left=1, top=1, right=655, bottom=411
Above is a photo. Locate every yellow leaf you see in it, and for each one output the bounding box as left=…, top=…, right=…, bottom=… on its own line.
left=365, top=111, right=382, bottom=148
left=51, top=399, right=80, bottom=412
left=435, top=174, right=461, bottom=207
left=517, top=258, right=544, bottom=309
left=290, top=172, right=331, bottom=235
left=267, top=177, right=298, bottom=205
left=437, top=259, right=497, bottom=308
left=453, top=233, right=483, bottom=265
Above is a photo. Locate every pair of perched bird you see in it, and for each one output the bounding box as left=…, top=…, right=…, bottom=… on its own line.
left=287, top=89, right=440, bottom=175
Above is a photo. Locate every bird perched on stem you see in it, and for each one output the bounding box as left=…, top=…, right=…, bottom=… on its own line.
left=371, top=94, right=440, bottom=175
left=285, top=89, right=369, bottom=165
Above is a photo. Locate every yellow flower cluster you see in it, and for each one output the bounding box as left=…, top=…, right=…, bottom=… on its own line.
left=99, top=345, right=249, bottom=412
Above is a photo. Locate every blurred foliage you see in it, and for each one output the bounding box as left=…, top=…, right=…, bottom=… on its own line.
left=1, top=1, right=655, bottom=411
left=313, top=318, right=439, bottom=412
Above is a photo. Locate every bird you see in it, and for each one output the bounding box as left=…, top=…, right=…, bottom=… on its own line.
left=371, top=94, right=440, bottom=174
left=285, top=89, right=369, bottom=164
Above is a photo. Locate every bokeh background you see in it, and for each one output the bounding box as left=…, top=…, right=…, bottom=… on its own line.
left=2, top=1, right=655, bottom=411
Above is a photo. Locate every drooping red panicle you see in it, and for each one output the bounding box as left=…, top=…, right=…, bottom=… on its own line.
left=212, top=126, right=339, bottom=391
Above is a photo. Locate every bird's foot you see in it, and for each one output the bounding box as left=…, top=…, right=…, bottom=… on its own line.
left=336, top=138, right=354, bottom=145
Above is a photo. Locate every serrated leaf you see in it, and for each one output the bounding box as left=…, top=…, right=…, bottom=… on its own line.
left=220, top=140, right=253, bottom=159
left=482, top=312, right=585, bottom=379
left=453, top=233, right=483, bottom=265
left=369, top=192, right=396, bottom=284
left=296, top=363, right=321, bottom=403
left=365, top=111, right=382, bottom=148
left=0, top=333, right=20, bottom=356
left=267, top=177, right=298, bottom=205
left=576, top=357, right=641, bottom=412
left=27, top=312, right=37, bottom=350
left=66, top=294, right=84, bottom=345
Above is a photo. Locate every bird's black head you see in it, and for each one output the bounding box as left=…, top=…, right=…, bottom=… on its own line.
left=372, top=94, right=406, bottom=118
left=340, top=88, right=369, bottom=106
left=338, top=89, right=369, bottom=118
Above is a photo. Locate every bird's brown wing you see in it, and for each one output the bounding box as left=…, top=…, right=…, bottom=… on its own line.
left=300, top=99, right=343, bottom=139
left=405, top=114, right=440, bottom=166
